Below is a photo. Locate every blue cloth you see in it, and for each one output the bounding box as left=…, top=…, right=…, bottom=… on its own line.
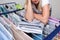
left=0, top=5, right=8, bottom=17
left=0, top=31, right=9, bottom=40
left=32, top=34, right=44, bottom=40
left=0, top=23, right=13, bottom=40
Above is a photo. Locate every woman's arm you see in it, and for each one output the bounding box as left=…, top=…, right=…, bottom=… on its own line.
left=25, top=0, right=34, bottom=22
left=34, top=4, right=50, bottom=24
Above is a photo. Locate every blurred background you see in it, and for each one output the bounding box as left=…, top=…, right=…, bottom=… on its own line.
left=0, top=0, right=60, bottom=20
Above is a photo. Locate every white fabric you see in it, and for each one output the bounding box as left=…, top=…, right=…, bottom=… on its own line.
left=42, top=0, right=50, bottom=7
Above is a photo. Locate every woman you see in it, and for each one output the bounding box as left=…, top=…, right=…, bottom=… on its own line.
left=25, top=0, right=50, bottom=24
left=24, top=0, right=50, bottom=40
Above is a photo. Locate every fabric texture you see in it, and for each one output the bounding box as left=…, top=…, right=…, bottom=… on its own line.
left=2, top=16, right=33, bottom=40
left=0, top=23, right=13, bottom=40
left=0, top=17, right=13, bottom=35
left=0, top=31, right=9, bottom=40
left=42, top=0, right=50, bottom=7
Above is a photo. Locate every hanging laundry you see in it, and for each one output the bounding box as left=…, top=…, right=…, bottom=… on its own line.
left=0, top=23, right=13, bottom=40
left=0, top=17, right=13, bottom=36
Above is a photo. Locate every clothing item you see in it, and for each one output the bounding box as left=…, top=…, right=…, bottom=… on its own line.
left=0, top=5, right=8, bottom=17
left=32, top=3, right=42, bottom=14
left=0, top=17, right=13, bottom=35
left=11, top=27, right=33, bottom=40
left=32, top=34, right=44, bottom=40
left=4, top=3, right=16, bottom=11
left=43, top=21, right=56, bottom=37
left=0, top=23, right=13, bottom=40
left=15, top=4, right=23, bottom=9
left=0, top=31, right=9, bottom=40
left=42, top=0, right=50, bottom=7
left=7, top=13, right=21, bottom=26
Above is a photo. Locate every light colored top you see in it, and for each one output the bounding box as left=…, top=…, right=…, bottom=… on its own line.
left=42, top=0, right=50, bottom=7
